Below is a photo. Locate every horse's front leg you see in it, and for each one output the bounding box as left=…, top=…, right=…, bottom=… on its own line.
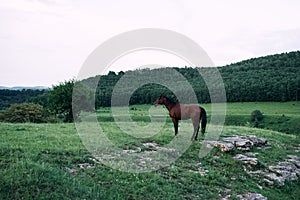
left=172, top=118, right=178, bottom=136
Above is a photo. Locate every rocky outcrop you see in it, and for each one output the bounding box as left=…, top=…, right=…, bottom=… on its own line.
left=204, top=135, right=268, bottom=152
left=244, top=155, right=300, bottom=186
left=205, top=135, right=300, bottom=187
left=265, top=156, right=300, bottom=186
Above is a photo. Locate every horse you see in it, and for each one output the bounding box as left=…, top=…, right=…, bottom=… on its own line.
left=154, top=94, right=207, bottom=141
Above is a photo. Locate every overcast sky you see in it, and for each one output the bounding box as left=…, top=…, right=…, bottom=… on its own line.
left=1, top=0, right=300, bottom=87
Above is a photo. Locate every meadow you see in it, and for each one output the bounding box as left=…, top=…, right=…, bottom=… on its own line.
left=0, top=102, right=299, bottom=199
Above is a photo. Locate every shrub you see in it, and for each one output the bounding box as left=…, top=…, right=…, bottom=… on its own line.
left=0, top=103, right=48, bottom=123
left=251, top=110, right=264, bottom=128
left=251, top=110, right=264, bottom=122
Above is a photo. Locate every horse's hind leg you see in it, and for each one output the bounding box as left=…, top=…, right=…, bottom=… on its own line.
left=191, top=119, right=200, bottom=141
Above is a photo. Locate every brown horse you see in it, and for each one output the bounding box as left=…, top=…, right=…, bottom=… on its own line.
left=154, top=95, right=207, bottom=141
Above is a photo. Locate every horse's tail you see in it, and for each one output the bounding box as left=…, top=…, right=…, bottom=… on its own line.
left=200, top=107, right=207, bottom=134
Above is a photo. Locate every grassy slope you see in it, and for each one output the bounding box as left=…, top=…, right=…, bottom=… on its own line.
left=0, top=121, right=299, bottom=199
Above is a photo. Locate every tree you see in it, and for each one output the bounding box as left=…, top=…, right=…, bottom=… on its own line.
left=48, top=80, right=74, bottom=122
left=48, top=79, right=94, bottom=122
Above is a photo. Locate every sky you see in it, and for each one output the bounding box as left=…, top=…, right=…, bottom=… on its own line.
left=1, top=0, right=300, bottom=87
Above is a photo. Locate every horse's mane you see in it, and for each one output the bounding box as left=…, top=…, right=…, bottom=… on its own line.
left=163, top=95, right=177, bottom=105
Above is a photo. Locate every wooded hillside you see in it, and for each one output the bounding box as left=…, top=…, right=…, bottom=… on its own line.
left=1, top=51, right=299, bottom=109
left=82, top=51, right=300, bottom=107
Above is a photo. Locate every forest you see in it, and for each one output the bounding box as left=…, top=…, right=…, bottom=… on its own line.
left=0, top=89, right=47, bottom=110
left=0, top=51, right=299, bottom=110
left=85, top=51, right=300, bottom=107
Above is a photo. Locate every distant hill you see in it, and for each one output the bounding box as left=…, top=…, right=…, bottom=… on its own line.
left=0, top=86, right=51, bottom=90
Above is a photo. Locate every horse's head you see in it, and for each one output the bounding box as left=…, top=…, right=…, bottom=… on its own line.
left=154, top=94, right=166, bottom=107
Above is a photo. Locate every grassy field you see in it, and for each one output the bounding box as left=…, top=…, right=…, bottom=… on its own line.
left=0, top=102, right=300, bottom=199
left=222, top=102, right=300, bottom=135
left=98, top=101, right=300, bottom=134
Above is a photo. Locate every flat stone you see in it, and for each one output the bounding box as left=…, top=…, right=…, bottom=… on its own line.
left=263, top=178, right=274, bottom=186
left=78, top=163, right=94, bottom=169
left=188, top=167, right=209, bottom=176
left=205, top=140, right=235, bottom=152
left=248, top=136, right=268, bottom=146
left=265, top=173, right=285, bottom=186
left=143, top=142, right=159, bottom=148
left=246, top=152, right=259, bottom=157
left=287, top=155, right=300, bottom=168
left=66, top=167, right=77, bottom=174
left=267, top=161, right=300, bottom=186
left=123, top=147, right=142, bottom=154
left=222, top=136, right=253, bottom=149
left=237, top=192, right=268, bottom=200
left=257, top=146, right=272, bottom=150
left=233, top=154, right=258, bottom=165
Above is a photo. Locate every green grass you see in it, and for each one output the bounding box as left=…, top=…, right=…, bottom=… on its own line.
left=0, top=120, right=299, bottom=199
left=0, top=102, right=299, bottom=199
left=221, top=102, right=300, bottom=135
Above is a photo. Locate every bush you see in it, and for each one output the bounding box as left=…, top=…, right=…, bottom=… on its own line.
left=251, top=110, right=264, bottom=121
left=0, top=103, right=49, bottom=123
left=251, top=110, right=264, bottom=128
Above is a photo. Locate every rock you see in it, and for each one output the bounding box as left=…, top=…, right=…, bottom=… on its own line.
left=266, top=161, right=300, bottom=186
left=257, top=146, right=272, bottom=150
left=237, top=192, right=268, bottom=200
left=123, top=147, right=142, bottom=154
left=221, top=136, right=268, bottom=151
left=203, top=135, right=268, bottom=153
left=66, top=167, right=77, bottom=174
left=269, top=162, right=299, bottom=179
left=205, top=140, right=235, bottom=152
left=287, top=155, right=300, bottom=168
left=78, top=163, right=94, bottom=169
left=263, top=178, right=274, bottom=186
left=257, top=184, right=263, bottom=190
left=265, top=173, right=286, bottom=186
left=187, top=168, right=209, bottom=176
left=246, top=156, right=300, bottom=186
left=248, top=136, right=267, bottom=146
left=143, top=142, right=159, bottom=149
left=233, top=154, right=258, bottom=165
left=142, top=142, right=176, bottom=152
left=222, top=136, right=253, bottom=150
left=246, top=152, right=259, bottom=157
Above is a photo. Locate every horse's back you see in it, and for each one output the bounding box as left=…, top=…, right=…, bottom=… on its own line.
left=178, top=104, right=201, bottom=120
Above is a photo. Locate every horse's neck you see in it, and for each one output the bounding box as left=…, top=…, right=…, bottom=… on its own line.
left=164, top=100, right=176, bottom=111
